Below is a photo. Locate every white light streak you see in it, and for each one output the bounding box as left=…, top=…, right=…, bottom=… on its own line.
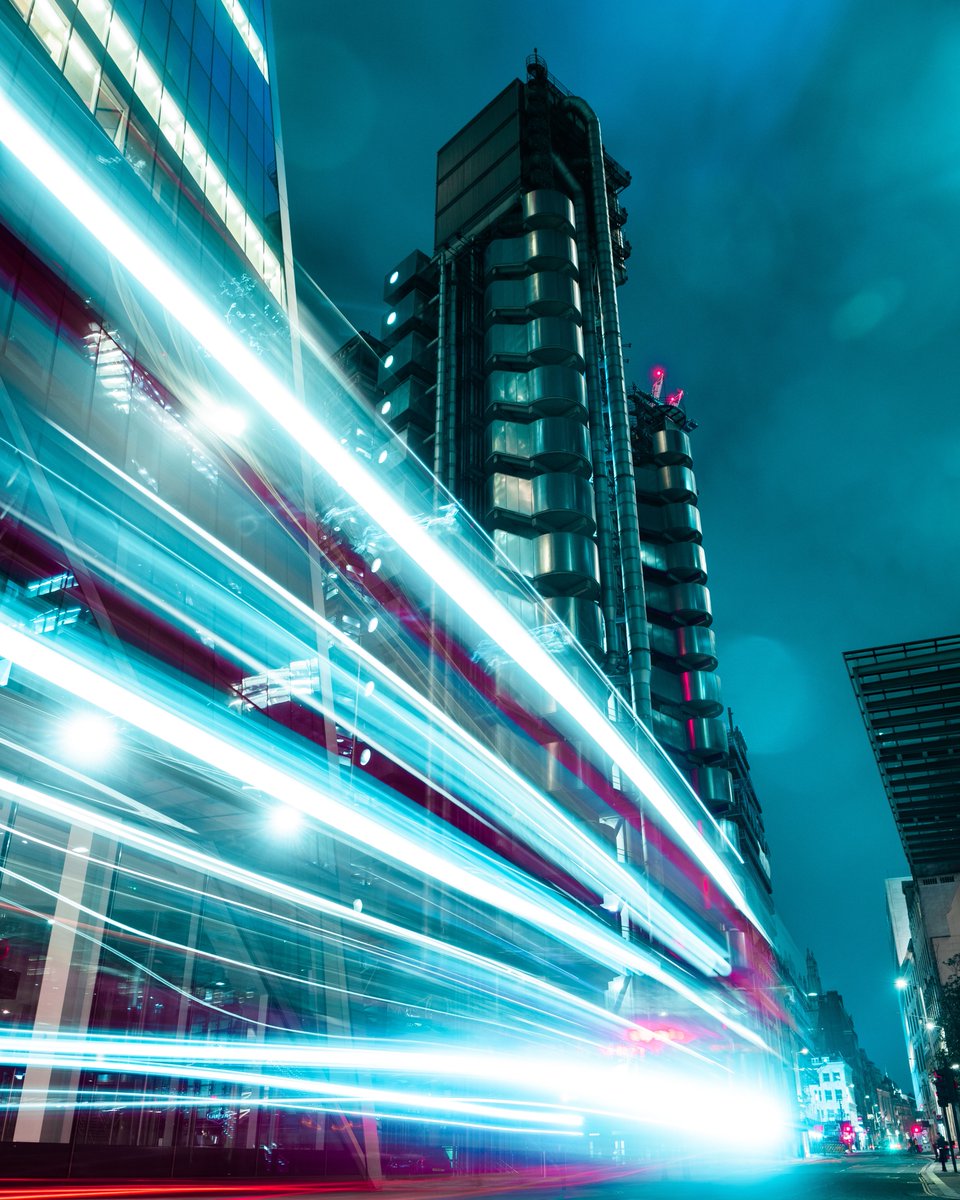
left=0, top=613, right=772, bottom=1049
left=0, top=91, right=762, bottom=937
left=0, top=772, right=715, bottom=1053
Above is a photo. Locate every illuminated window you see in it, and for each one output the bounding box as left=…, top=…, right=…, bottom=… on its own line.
left=93, top=74, right=128, bottom=148
left=29, top=0, right=69, bottom=66
left=218, top=0, right=268, bottom=81
left=158, top=91, right=185, bottom=156
left=63, top=31, right=100, bottom=110
left=12, top=0, right=285, bottom=305
left=134, top=54, right=162, bottom=121
left=106, top=14, right=136, bottom=82
left=76, top=0, right=109, bottom=42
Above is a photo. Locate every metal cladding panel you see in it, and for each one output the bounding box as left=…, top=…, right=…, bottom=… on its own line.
left=492, top=528, right=536, bottom=578
left=531, top=473, right=596, bottom=533
left=484, top=417, right=591, bottom=475
left=634, top=467, right=661, bottom=502
left=384, top=249, right=434, bottom=303
left=379, top=377, right=432, bottom=432
left=483, top=323, right=529, bottom=364
left=483, top=278, right=527, bottom=321
left=532, top=532, right=601, bottom=598
left=651, top=709, right=685, bottom=753
left=485, top=366, right=587, bottom=420
left=643, top=581, right=669, bottom=617
left=485, top=230, right=579, bottom=278
left=658, top=465, right=697, bottom=503
left=485, top=473, right=535, bottom=526
left=651, top=426, right=693, bottom=466
left=665, top=542, right=707, bottom=583
left=692, top=766, right=734, bottom=811
left=650, top=666, right=682, bottom=707
left=527, top=272, right=581, bottom=319
left=544, top=595, right=605, bottom=658
left=435, top=80, right=522, bottom=248
left=649, top=620, right=680, bottom=658
left=636, top=503, right=666, bottom=538
left=686, top=717, right=728, bottom=763
left=528, top=317, right=585, bottom=366
left=484, top=273, right=581, bottom=322
left=382, top=288, right=436, bottom=341
left=673, top=625, right=718, bottom=670
left=661, top=502, right=703, bottom=542
left=522, top=189, right=576, bottom=234
left=640, top=541, right=668, bottom=573
left=377, top=331, right=433, bottom=388
left=679, top=670, right=723, bottom=717
left=671, top=583, right=713, bottom=626
left=483, top=318, right=584, bottom=370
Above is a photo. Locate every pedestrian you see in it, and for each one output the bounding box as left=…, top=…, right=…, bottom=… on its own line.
left=938, top=1140, right=950, bottom=1172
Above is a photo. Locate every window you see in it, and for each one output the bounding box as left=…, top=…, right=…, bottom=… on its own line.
left=833, top=1073, right=841, bottom=1082
left=63, top=31, right=101, bottom=109
left=29, top=0, right=70, bottom=67
left=94, top=74, right=128, bottom=147
left=824, top=1090, right=833, bottom=1100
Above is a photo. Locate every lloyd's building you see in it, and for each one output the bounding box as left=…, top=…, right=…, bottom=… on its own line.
left=0, top=4, right=777, bottom=1179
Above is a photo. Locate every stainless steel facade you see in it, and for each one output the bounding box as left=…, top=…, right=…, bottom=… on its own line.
left=376, top=56, right=776, bottom=892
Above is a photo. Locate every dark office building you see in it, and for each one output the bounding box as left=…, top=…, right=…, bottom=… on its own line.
left=846, top=635, right=960, bottom=876
left=849, top=635, right=960, bottom=1122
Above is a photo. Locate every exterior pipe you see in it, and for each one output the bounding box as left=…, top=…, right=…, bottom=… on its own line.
left=444, top=255, right=459, bottom=494
left=551, top=155, right=624, bottom=677
left=562, top=96, right=651, bottom=723
left=432, top=250, right=448, bottom=485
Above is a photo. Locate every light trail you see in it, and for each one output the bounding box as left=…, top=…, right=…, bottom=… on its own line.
left=15, top=419, right=731, bottom=976
left=0, top=844, right=640, bottom=1052
left=0, top=1032, right=789, bottom=1145
left=0, top=772, right=737, bottom=1057
left=0, top=612, right=743, bottom=1002
left=0, top=85, right=765, bottom=939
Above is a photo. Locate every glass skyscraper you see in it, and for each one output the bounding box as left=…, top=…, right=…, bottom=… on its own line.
left=4, top=0, right=285, bottom=300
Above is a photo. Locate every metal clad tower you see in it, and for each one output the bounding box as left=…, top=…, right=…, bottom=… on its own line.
left=376, top=57, right=769, bottom=881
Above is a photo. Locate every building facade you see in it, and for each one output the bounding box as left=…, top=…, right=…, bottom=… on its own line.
left=849, top=636, right=960, bottom=1130
left=0, top=23, right=776, bottom=1180
left=375, top=53, right=774, bottom=912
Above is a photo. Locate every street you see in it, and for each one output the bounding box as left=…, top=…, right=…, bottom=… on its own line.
left=0, top=1153, right=950, bottom=1200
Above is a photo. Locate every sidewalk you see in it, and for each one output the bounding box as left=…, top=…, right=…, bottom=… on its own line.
left=921, top=1160, right=960, bottom=1196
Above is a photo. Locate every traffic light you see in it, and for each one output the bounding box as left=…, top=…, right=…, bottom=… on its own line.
left=839, top=1121, right=855, bottom=1145
left=933, top=1068, right=959, bottom=1105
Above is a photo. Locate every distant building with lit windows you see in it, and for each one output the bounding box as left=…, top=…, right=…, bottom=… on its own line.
left=809, top=1056, right=861, bottom=1138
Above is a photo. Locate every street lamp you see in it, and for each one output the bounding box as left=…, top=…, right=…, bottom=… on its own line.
left=792, top=1047, right=814, bottom=1157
